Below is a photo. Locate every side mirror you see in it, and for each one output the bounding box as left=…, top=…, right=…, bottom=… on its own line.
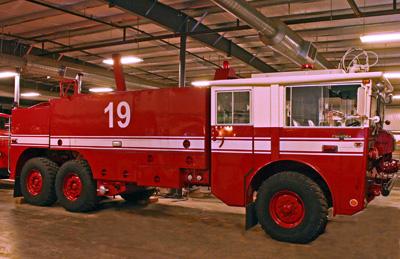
left=371, top=116, right=380, bottom=124
left=357, top=87, right=366, bottom=115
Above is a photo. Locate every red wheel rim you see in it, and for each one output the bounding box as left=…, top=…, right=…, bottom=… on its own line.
left=63, top=173, right=82, bottom=201
left=26, top=169, right=43, bottom=196
left=269, top=190, right=305, bottom=229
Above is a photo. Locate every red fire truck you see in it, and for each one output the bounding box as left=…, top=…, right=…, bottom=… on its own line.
left=0, top=113, right=10, bottom=178
left=8, top=60, right=398, bottom=243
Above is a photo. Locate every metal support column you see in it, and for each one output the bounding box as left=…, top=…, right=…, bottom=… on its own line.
left=13, top=69, right=20, bottom=107
left=179, top=33, right=187, bottom=87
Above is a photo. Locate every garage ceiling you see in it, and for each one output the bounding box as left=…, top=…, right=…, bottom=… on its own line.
left=0, top=0, right=399, bottom=102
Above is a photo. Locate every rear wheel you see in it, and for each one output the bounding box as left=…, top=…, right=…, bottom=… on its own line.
left=55, top=160, right=97, bottom=212
left=256, top=171, right=328, bottom=243
left=20, top=157, right=58, bottom=206
left=121, top=187, right=155, bottom=203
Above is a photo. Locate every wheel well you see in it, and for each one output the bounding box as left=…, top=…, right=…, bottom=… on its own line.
left=250, top=160, right=333, bottom=207
left=14, top=148, right=79, bottom=194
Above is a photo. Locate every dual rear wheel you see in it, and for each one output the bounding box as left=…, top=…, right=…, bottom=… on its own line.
left=20, top=158, right=97, bottom=212
left=20, top=157, right=154, bottom=212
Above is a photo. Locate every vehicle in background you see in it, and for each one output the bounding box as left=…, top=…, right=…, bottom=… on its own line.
left=0, top=113, right=10, bottom=179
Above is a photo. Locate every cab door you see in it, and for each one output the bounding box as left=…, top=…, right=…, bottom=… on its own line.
left=210, top=87, right=254, bottom=206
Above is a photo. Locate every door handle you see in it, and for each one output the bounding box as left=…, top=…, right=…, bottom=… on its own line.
left=219, top=137, right=225, bottom=148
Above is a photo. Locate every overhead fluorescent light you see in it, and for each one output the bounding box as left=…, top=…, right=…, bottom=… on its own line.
left=393, top=95, right=400, bottom=100
left=0, top=71, right=18, bottom=78
left=360, top=32, right=400, bottom=43
left=102, top=56, right=143, bottom=65
left=21, top=92, right=40, bottom=97
left=191, top=81, right=210, bottom=87
left=89, top=87, right=113, bottom=93
left=384, top=72, right=400, bottom=79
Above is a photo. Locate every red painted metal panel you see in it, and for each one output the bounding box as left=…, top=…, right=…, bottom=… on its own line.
left=0, top=113, right=10, bottom=172
left=211, top=125, right=254, bottom=206
left=47, top=87, right=210, bottom=188
left=11, top=103, right=50, bottom=136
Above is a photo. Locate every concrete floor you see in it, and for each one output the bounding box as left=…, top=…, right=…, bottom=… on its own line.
left=0, top=183, right=399, bottom=259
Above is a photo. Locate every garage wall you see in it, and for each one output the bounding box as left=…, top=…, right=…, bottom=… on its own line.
left=385, top=107, right=400, bottom=131
left=385, top=106, right=400, bottom=155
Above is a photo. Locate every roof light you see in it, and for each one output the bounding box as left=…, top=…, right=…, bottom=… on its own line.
left=21, top=92, right=40, bottom=97
left=89, top=87, right=113, bottom=93
left=360, top=32, right=400, bottom=43
left=0, top=71, right=18, bottom=78
left=384, top=72, right=400, bottom=79
left=102, top=56, right=143, bottom=65
left=191, top=81, right=210, bottom=87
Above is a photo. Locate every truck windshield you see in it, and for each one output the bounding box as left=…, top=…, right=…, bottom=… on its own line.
left=286, top=84, right=361, bottom=127
left=0, top=117, right=9, bottom=131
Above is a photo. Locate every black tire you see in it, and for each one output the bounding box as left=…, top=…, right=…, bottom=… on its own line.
left=55, top=160, right=97, bottom=212
left=20, top=157, right=58, bottom=206
left=256, top=172, right=328, bottom=244
left=121, top=187, right=155, bottom=203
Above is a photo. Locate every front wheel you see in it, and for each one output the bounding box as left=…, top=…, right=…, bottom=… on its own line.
left=256, top=172, right=328, bottom=243
left=55, top=160, right=97, bottom=212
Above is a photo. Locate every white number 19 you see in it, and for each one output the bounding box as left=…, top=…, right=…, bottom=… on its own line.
left=104, top=101, right=131, bottom=128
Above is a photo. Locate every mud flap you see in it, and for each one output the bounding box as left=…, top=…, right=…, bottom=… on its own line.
left=13, top=177, right=22, bottom=197
left=245, top=202, right=258, bottom=230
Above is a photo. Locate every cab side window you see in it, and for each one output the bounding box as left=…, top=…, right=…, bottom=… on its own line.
left=217, top=91, right=250, bottom=124
left=286, top=84, right=360, bottom=127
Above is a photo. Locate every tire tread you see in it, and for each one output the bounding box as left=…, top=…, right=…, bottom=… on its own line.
left=56, top=159, right=97, bottom=212
left=20, top=157, right=59, bottom=206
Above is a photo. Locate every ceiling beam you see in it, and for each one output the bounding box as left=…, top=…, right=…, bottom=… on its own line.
left=27, top=0, right=222, bottom=71
left=0, top=0, right=103, bottom=27
left=346, top=0, right=362, bottom=17
left=0, top=39, right=161, bottom=89
left=104, top=0, right=275, bottom=73
left=19, top=0, right=319, bottom=44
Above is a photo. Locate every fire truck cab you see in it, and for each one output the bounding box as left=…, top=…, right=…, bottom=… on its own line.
left=9, top=68, right=398, bottom=244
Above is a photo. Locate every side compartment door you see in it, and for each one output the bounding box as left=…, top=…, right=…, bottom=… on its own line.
left=210, top=87, right=254, bottom=206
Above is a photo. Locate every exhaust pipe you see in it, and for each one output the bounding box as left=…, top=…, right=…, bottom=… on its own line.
left=75, top=73, right=83, bottom=94
left=112, top=54, right=127, bottom=92
left=211, top=0, right=332, bottom=69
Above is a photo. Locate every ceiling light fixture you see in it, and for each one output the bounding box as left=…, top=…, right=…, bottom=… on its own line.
left=191, top=81, right=211, bottom=87
left=102, top=56, right=143, bottom=65
left=21, top=92, right=40, bottom=97
left=0, top=71, right=18, bottom=78
left=384, top=72, right=400, bottom=79
left=392, top=95, right=400, bottom=100
left=360, top=32, right=400, bottom=43
left=89, top=87, right=114, bottom=93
